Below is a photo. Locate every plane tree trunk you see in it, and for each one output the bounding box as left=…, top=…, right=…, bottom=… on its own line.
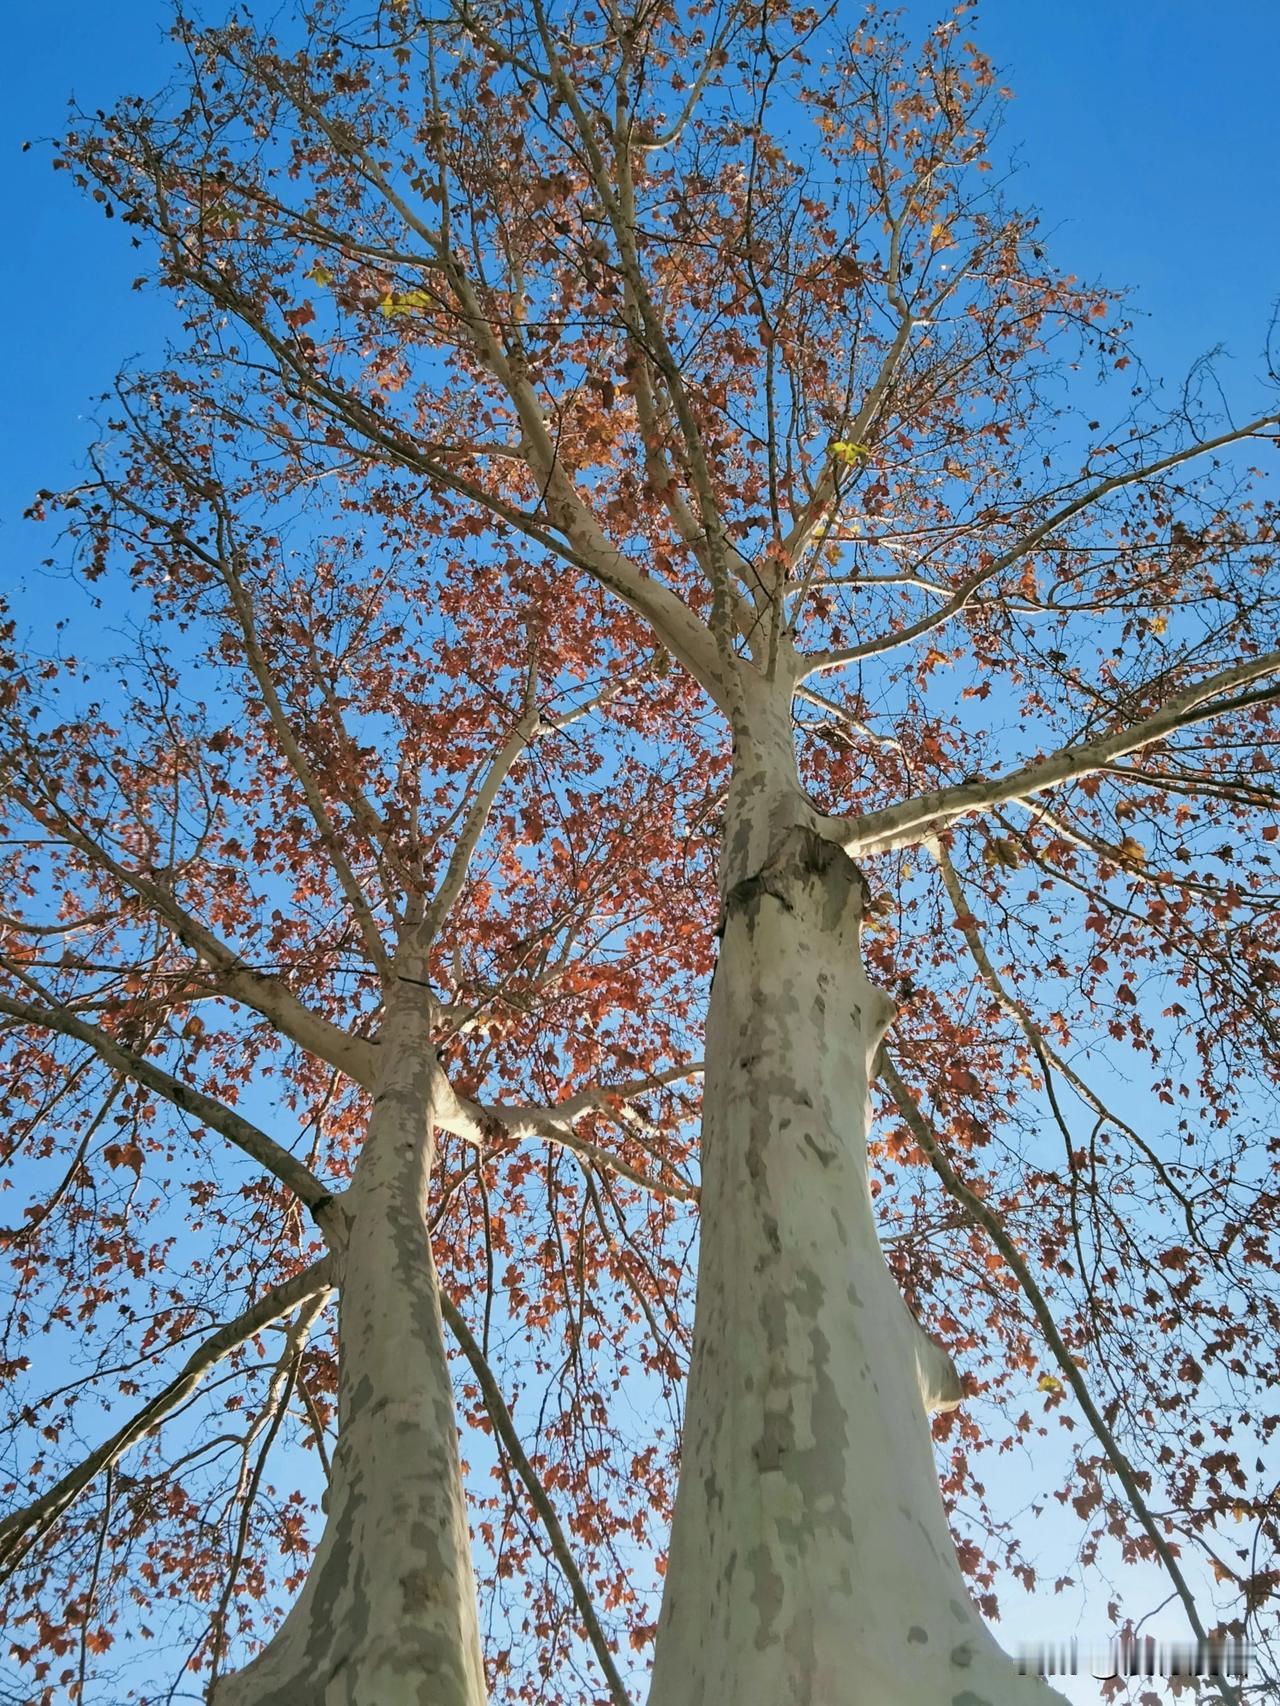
left=216, top=683, right=1062, bottom=1706
left=215, top=978, right=488, bottom=1706
left=645, top=684, right=1062, bottom=1706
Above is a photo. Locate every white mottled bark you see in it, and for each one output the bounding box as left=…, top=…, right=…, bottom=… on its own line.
left=215, top=984, right=487, bottom=1706
left=215, top=679, right=1068, bottom=1706
left=647, top=698, right=1064, bottom=1706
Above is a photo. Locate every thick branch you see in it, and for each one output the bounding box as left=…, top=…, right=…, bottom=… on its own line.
left=831, top=649, right=1280, bottom=855
left=438, top=1066, right=701, bottom=1203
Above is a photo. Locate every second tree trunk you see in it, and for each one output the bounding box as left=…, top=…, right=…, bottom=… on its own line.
left=215, top=990, right=487, bottom=1706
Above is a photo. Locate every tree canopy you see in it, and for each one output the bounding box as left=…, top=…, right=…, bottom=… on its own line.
left=2, top=3, right=1279, bottom=1702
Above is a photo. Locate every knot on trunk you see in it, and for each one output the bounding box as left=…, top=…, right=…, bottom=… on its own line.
left=718, top=823, right=868, bottom=938
left=310, top=1190, right=352, bottom=1255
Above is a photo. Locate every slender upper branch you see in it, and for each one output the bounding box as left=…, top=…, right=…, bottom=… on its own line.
left=420, top=705, right=541, bottom=950
left=525, top=0, right=753, bottom=698
left=229, top=53, right=731, bottom=707
left=785, top=219, right=974, bottom=603
left=800, top=410, right=1280, bottom=679
left=4, top=776, right=376, bottom=1085
left=191, top=488, right=394, bottom=980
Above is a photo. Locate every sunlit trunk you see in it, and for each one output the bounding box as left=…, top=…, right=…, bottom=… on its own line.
left=647, top=688, right=1062, bottom=1706
left=215, top=982, right=487, bottom=1706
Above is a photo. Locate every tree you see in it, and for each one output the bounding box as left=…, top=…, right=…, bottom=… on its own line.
left=3, top=2, right=1279, bottom=1701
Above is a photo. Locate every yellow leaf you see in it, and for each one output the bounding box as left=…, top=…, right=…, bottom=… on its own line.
left=930, top=221, right=955, bottom=249
left=831, top=440, right=870, bottom=465
left=203, top=202, right=241, bottom=232
left=1148, top=612, right=1168, bottom=635
left=862, top=890, right=894, bottom=927
left=305, top=261, right=334, bottom=286
left=379, top=287, right=434, bottom=319
left=981, top=838, right=1021, bottom=870
left=1037, top=1373, right=1064, bottom=1394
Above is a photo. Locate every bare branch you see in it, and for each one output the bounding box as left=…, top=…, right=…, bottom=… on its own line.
left=802, top=411, right=1280, bottom=678
left=929, top=840, right=1205, bottom=1241
left=0, top=1259, right=334, bottom=1583
left=440, top=1289, right=634, bottom=1706
left=880, top=1054, right=1237, bottom=1701
left=0, top=983, right=335, bottom=1221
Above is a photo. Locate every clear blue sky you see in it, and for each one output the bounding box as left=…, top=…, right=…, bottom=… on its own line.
left=2, top=5, right=1277, bottom=1702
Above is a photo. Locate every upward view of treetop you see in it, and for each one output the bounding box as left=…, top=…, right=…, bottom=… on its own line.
left=2, top=2, right=1278, bottom=1702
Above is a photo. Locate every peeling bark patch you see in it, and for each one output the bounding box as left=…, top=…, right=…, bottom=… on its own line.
left=916, top=1516, right=944, bottom=1560
left=801, top=1132, right=837, bottom=1166
left=748, top=1544, right=784, bottom=1651
left=703, top=1466, right=722, bottom=1514
left=744, top=1073, right=783, bottom=1258
left=755, top=1407, right=789, bottom=1473
left=951, top=1642, right=974, bottom=1667
left=953, top=1694, right=993, bottom=1706
left=908, top=1626, right=929, bottom=1644
left=783, top=1605, right=817, bottom=1706
left=402, top=1568, right=436, bottom=1608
